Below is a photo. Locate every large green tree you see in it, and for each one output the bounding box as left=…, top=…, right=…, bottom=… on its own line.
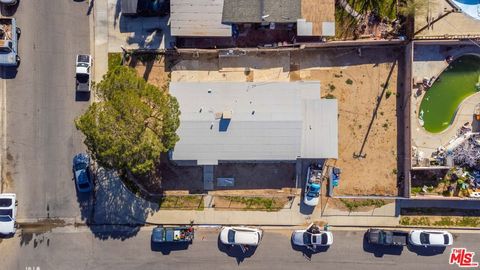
left=76, top=66, right=180, bottom=175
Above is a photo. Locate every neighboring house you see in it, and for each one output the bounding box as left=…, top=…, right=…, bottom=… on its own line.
left=222, top=0, right=335, bottom=37
left=169, top=82, right=338, bottom=166
left=170, top=0, right=232, bottom=37
left=169, top=0, right=335, bottom=38
left=414, top=0, right=480, bottom=39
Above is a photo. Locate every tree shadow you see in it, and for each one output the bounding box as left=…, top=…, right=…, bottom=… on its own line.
left=407, top=245, right=446, bottom=256
left=217, top=236, right=258, bottom=265
left=354, top=57, right=399, bottom=158
left=290, top=240, right=330, bottom=260
left=151, top=241, right=190, bottom=255
left=362, top=232, right=404, bottom=257
left=77, top=167, right=159, bottom=240
left=118, top=15, right=172, bottom=50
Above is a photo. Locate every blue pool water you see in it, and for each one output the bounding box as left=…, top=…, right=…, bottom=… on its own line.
left=452, top=0, right=480, bottom=20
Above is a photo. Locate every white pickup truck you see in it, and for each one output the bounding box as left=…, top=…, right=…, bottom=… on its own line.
left=76, top=54, right=92, bottom=92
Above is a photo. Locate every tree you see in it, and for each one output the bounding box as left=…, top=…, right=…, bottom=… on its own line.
left=75, top=66, right=180, bottom=175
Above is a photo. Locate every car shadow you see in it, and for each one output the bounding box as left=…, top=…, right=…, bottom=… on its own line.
left=0, top=1, right=20, bottom=16
left=217, top=236, right=258, bottom=265
left=75, top=91, right=91, bottom=102
left=291, top=240, right=330, bottom=260
left=362, top=233, right=403, bottom=257
left=0, top=66, right=18, bottom=79
left=299, top=202, right=315, bottom=215
left=151, top=241, right=190, bottom=255
left=407, top=245, right=446, bottom=256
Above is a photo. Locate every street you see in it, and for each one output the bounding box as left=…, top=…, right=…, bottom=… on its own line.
left=0, top=228, right=473, bottom=270
left=1, top=0, right=90, bottom=219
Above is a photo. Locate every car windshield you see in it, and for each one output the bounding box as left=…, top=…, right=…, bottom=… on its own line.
left=77, top=74, right=89, bottom=83
left=420, top=233, right=430, bottom=245
left=77, top=63, right=89, bottom=68
left=74, top=162, right=87, bottom=171
left=0, top=47, right=11, bottom=53
left=0, top=198, right=12, bottom=207
left=443, top=234, right=449, bottom=244
left=0, top=216, right=12, bottom=222
left=79, top=182, right=90, bottom=189
left=227, top=230, right=236, bottom=243
left=303, top=232, right=312, bottom=245
left=0, top=209, right=12, bottom=218
left=321, top=233, right=328, bottom=245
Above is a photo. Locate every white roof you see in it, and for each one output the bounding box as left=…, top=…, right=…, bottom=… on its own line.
left=170, top=0, right=232, bottom=37
left=170, top=82, right=338, bottom=165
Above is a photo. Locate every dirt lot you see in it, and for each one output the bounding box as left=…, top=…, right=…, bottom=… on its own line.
left=134, top=47, right=401, bottom=196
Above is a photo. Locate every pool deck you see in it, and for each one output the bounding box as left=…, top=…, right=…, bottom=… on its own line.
left=411, top=44, right=480, bottom=160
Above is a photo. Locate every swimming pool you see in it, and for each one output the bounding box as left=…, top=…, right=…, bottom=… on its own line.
left=419, top=54, right=480, bottom=133
left=451, top=0, right=480, bottom=20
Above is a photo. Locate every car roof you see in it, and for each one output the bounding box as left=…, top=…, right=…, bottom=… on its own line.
left=228, top=227, right=260, bottom=245
left=427, top=232, right=447, bottom=245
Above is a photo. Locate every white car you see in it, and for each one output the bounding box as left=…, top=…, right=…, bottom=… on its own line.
left=0, top=193, right=17, bottom=235
left=75, top=54, right=92, bottom=93
left=219, top=227, right=263, bottom=246
left=292, top=228, right=333, bottom=247
left=409, top=230, right=453, bottom=247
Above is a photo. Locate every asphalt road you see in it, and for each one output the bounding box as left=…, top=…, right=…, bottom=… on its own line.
left=1, top=0, right=90, bottom=219
left=0, top=228, right=476, bottom=270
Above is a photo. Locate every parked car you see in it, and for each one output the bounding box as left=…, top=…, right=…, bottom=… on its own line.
left=72, top=153, right=93, bottom=192
left=409, top=230, right=453, bottom=247
left=0, top=18, right=20, bottom=67
left=151, top=226, right=194, bottom=243
left=366, top=229, right=408, bottom=246
left=292, top=223, right=333, bottom=248
left=75, top=54, right=92, bottom=93
left=219, top=227, right=263, bottom=246
left=0, top=193, right=17, bottom=235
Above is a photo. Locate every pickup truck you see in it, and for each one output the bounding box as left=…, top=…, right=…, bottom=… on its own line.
left=151, top=226, right=194, bottom=243
left=0, top=18, right=20, bottom=67
left=76, top=54, right=92, bottom=92
left=366, top=229, right=408, bottom=246
left=304, top=164, right=322, bottom=206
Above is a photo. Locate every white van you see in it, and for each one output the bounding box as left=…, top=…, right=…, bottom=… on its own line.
left=219, top=227, right=263, bottom=246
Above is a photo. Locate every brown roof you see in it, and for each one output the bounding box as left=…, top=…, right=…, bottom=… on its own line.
left=300, top=0, right=335, bottom=36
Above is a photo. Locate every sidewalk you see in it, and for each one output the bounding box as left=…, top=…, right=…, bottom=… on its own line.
left=145, top=197, right=399, bottom=226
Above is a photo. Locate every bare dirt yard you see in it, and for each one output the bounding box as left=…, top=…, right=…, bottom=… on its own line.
left=133, top=47, right=402, bottom=196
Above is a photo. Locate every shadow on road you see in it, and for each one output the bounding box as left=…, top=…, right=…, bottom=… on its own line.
left=0, top=66, right=18, bottom=79
left=217, top=237, right=258, bottom=265
left=362, top=233, right=403, bottom=257
left=291, top=240, right=330, bottom=260
left=407, top=245, right=446, bottom=256
left=151, top=241, right=190, bottom=255
left=76, top=167, right=159, bottom=240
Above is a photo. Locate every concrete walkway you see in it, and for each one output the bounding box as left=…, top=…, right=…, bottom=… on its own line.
left=93, top=0, right=174, bottom=81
